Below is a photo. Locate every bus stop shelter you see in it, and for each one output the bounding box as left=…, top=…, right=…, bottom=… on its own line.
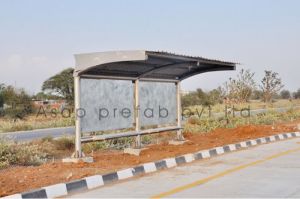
left=71, top=50, right=236, bottom=160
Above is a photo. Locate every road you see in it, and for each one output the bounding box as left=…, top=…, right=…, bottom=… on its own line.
left=0, top=106, right=298, bottom=142
left=70, top=137, right=300, bottom=198
left=0, top=126, right=74, bottom=142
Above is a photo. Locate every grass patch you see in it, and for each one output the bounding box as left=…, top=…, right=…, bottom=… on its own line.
left=54, top=137, right=75, bottom=150
left=0, top=139, right=48, bottom=169
left=1, top=103, right=300, bottom=168
left=184, top=108, right=300, bottom=134
left=187, top=99, right=300, bottom=115
left=0, top=114, right=75, bottom=133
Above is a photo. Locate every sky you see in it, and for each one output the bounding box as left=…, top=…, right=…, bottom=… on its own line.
left=0, top=0, right=299, bottom=95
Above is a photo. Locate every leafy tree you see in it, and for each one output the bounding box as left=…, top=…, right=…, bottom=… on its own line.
left=2, top=85, right=18, bottom=104
left=280, top=90, right=291, bottom=99
left=0, top=84, right=4, bottom=108
left=42, top=68, right=74, bottom=104
left=196, top=88, right=211, bottom=106
left=207, top=88, right=222, bottom=104
left=34, top=92, right=48, bottom=100
left=181, top=92, right=200, bottom=107
left=260, top=70, right=284, bottom=103
left=1, top=85, right=33, bottom=120
left=0, top=94, right=3, bottom=108
left=222, top=69, right=256, bottom=103
left=181, top=88, right=222, bottom=108
left=293, top=89, right=300, bottom=99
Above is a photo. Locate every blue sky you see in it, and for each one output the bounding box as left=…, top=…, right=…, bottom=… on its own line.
left=0, top=0, right=299, bottom=94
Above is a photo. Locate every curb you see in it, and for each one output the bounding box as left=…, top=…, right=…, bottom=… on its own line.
left=3, top=131, right=300, bottom=198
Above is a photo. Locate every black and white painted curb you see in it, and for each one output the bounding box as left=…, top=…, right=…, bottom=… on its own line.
left=3, top=131, right=300, bottom=199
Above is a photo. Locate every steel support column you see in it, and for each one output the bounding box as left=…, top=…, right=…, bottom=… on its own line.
left=176, top=82, right=184, bottom=141
left=134, top=79, right=141, bottom=148
left=74, top=76, right=82, bottom=158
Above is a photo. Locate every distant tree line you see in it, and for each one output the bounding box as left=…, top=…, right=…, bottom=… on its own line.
left=181, top=88, right=223, bottom=107
left=182, top=69, right=300, bottom=107
left=0, top=68, right=74, bottom=120
left=1, top=67, right=300, bottom=119
left=0, top=83, right=33, bottom=120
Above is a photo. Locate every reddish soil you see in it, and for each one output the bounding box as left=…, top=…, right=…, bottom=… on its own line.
left=0, top=121, right=299, bottom=197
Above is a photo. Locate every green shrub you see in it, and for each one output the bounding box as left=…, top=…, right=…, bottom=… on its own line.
left=184, top=117, right=224, bottom=133
left=54, top=137, right=74, bottom=150
left=142, top=135, right=152, bottom=145
left=82, top=141, right=109, bottom=153
left=13, top=145, right=47, bottom=166
left=187, top=116, right=199, bottom=125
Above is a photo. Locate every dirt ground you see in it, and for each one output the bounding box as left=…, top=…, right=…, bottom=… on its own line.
left=0, top=121, right=299, bottom=196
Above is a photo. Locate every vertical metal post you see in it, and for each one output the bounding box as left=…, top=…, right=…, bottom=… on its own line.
left=134, top=79, right=141, bottom=148
left=176, top=82, right=184, bottom=141
left=74, top=76, right=82, bottom=158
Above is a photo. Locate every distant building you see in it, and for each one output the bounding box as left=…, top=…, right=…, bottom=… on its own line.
left=32, top=99, right=67, bottom=111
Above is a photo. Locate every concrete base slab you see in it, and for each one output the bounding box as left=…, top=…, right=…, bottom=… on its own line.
left=168, top=140, right=186, bottom=145
left=124, top=148, right=147, bottom=156
left=62, top=156, right=94, bottom=163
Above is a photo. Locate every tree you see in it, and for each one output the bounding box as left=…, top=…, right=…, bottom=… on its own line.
left=207, top=88, right=222, bottom=104
left=0, top=84, right=4, bottom=108
left=181, top=92, right=200, bottom=107
left=293, top=89, right=300, bottom=99
left=222, top=69, right=256, bottom=103
left=251, top=90, right=263, bottom=100
left=280, top=90, right=291, bottom=99
left=2, top=85, right=18, bottom=104
left=34, top=92, right=48, bottom=100
left=42, top=68, right=74, bottom=104
left=195, top=88, right=217, bottom=106
left=0, top=85, right=33, bottom=119
left=181, top=88, right=222, bottom=108
left=34, top=92, right=62, bottom=100
left=260, top=70, right=284, bottom=103
left=0, top=93, right=3, bottom=108
left=196, top=88, right=210, bottom=106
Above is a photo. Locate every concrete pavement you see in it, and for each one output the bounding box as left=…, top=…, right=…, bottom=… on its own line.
left=70, top=137, right=300, bottom=198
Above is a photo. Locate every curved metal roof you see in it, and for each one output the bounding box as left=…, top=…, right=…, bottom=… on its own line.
left=74, top=50, right=236, bottom=81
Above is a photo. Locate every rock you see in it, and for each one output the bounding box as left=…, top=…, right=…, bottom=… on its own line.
left=66, top=172, right=73, bottom=180
left=169, top=140, right=186, bottom=145
left=124, top=148, right=146, bottom=156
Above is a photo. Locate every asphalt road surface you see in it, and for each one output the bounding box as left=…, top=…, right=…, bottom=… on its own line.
left=0, top=126, right=74, bottom=142
left=0, top=106, right=298, bottom=142
left=70, top=137, right=300, bottom=198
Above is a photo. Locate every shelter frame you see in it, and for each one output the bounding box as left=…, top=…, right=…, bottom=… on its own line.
left=73, top=50, right=236, bottom=158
